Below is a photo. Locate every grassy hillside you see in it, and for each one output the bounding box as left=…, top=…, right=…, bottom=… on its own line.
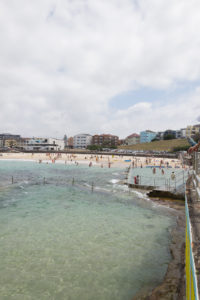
left=119, top=139, right=190, bottom=152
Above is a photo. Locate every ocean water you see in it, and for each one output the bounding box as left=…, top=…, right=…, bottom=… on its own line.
left=0, top=161, right=174, bottom=300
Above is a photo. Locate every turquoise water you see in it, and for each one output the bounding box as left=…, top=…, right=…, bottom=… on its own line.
left=128, top=167, right=188, bottom=190
left=0, top=161, right=174, bottom=300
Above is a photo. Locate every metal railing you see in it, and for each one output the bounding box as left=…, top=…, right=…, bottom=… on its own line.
left=193, top=152, right=200, bottom=175
left=185, top=194, right=199, bottom=300
left=128, top=169, right=188, bottom=192
left=192, top=152, right=200, bottom=201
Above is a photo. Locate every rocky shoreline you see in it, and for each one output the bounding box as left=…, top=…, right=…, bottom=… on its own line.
left=133, top=197, right=185, bottom=300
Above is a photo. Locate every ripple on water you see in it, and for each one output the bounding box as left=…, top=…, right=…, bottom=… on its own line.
left=0, top=161, right=174, bottom=300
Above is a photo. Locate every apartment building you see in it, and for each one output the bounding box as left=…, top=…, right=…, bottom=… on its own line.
left=73, top=134, right=92, bottom=148
left=92, top=134, right=119, bottom=147
left=186, top=124, right=200, bottom=138
left=0, top=133, right=21, bottom=147
left=180, top=128, right=186, bottom=138
left=140, top=130, right=157, bottom=143
left=20, top=137, right=65, bottom=151
left=125, top=133, right=140, bottom=145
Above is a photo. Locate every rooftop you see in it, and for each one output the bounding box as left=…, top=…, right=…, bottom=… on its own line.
left=126, top=133, right=140, bottom=139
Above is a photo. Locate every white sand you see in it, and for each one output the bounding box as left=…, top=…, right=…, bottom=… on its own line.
left=0, top=152, right=186, bottom=169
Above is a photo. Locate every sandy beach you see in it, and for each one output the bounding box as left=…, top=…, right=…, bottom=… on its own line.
left=0, top=152, right=185, bottom=170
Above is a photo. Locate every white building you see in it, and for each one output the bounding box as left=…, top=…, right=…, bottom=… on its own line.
left=21, top=138, right=64, bottom=151
left=73, top=134, right=92, bottom=148
left=180, top=128, right=186, bottom=138
left=125, top=133, right=140, bottom=145
left=48, top=138, right=65, bottom=150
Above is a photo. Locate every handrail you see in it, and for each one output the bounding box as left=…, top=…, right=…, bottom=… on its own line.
left=128, top=168, right=187, bottom=191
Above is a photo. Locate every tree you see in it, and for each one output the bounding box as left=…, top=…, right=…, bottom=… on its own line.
left=163, top=134, right=175, bottom=140
left=87, top=145, right=103, bottom=151
left=192, top=133, right=200, bottom=143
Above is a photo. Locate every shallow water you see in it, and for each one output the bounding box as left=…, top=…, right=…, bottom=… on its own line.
left=128, top=166, right=188, bottom=190
left=0, top=161, right=174, bottom=300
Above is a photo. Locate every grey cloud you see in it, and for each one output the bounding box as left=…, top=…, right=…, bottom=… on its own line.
left=1, top=0, right=200, bottom=137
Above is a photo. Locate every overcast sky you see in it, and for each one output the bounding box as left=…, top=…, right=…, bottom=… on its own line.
left=0, top=0, right=200, bottom=139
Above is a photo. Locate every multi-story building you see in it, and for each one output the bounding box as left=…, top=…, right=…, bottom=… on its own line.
left=140, top=130, right=157, bottom=143
left=0, top=133, right=21, bottom=147
left=156, top=131, right=164, bottom=140
left=20, top=138, right=65, bottom=151
left=92, top=134, right=119, bottom=147
left=4, top=139, right=19, bottom=148
left=118, top=139, right=125, bottom=146
left=73, top=134, right=92, bottom=149
left=48, top=138, right=65, bottom=150
left=186, top=124, right=200, bottom=138
left=180, top=128, right=186, bottom=138
left=0, top=133, right=21, bottom=140
left=175, top=130, right=182, bottom=139
left=16, top=138, right=31, bottom=150
left=125, top=133, right=140, bottom=145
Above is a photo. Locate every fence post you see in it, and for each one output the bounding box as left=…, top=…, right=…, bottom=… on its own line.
left=12, top=176, right=14, bottom=184
left=91, top=182, right=94, bottom=192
